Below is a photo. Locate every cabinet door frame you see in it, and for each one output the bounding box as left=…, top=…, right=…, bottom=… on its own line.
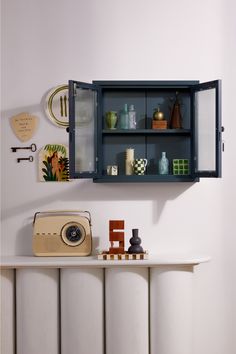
left=191, top=80, right=222, bottom=178
left=69, top=80, right=99, bottom=179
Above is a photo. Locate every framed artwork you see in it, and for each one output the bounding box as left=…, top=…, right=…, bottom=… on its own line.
left=39, top=144, right=70, bottom=181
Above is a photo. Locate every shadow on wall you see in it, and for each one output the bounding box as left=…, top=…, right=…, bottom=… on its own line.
left=12, top=181, right=194, bottom=255
left=16, top=221, right=33, bottom=255
left=2, top=179, right=194, bottom=223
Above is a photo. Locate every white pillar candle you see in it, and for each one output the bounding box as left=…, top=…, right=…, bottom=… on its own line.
left=125, top=148, right=134, bottom=175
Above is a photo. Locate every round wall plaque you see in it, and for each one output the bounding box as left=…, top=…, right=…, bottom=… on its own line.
left=45, top=85, right=69, bottom=128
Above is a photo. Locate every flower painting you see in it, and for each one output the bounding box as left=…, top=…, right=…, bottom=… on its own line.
left=39, top=144, right=70, bottom=182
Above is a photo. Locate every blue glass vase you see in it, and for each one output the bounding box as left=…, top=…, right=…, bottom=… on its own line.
left=159, top=152, right=169, bottom=174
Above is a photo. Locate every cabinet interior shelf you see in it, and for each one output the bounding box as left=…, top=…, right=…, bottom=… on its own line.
left=102, top=129, right=191, bottom=135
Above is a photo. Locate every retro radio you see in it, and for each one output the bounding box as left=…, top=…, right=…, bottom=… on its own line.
left=33, top=211, right=92, bottom=256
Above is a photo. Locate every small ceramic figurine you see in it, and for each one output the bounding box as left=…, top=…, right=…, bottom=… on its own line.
left=128, top=229, right=144, bottom=254
left=109, top=220, right=125, bottom=254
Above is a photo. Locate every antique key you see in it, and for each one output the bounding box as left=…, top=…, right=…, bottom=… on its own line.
left=11, top=143, right=37, bottom=152
left=17, top=156, right=34, bottom=163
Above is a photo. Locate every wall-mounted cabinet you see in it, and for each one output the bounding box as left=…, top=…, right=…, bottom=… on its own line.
left=69, top=80, right=222, bottom=183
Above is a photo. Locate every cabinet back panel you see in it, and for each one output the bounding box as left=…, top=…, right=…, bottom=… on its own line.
left=102, top=90, right=146, bottom=129
left=147, top=136, right=191, bottom=174
left=102, top=136, right=146, bottom=175
left=146, top=90, right=191, bottom=129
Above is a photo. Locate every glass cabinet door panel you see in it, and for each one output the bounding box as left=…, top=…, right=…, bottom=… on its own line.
left=193, top=80, right=221, bottom=177
left=196, top=88, right=215, bottom=170
left=69, top=81, right=98, bottom=178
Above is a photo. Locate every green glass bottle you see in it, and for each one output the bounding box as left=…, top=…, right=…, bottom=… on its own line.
left=119, top=104, right=129, bottom=129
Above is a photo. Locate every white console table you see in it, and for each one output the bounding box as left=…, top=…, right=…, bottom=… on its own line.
left=0, top=254, right=210, bottom=354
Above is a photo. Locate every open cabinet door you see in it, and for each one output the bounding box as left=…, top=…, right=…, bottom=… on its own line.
left=192, top=80, right=222, bottom=178
left=69, top=80, right=99, bottom=178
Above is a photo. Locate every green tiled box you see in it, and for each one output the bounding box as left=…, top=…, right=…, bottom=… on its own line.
left=173, top=159, right=190, bottom=175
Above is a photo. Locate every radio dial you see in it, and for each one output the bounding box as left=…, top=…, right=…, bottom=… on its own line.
left=61, top=222, right=86, bottom=246
left=66, top=225, right=82, bottom=243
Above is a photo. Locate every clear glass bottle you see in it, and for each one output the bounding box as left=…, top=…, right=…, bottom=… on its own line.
left=119, top=103, right=129, bottom=129
left=128, top=104, right=137, bottom=129
left=159, top=152, right=169, bottom=174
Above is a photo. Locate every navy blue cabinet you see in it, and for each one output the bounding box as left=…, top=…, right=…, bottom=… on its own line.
left=69, top=80, right=222, bottom=182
